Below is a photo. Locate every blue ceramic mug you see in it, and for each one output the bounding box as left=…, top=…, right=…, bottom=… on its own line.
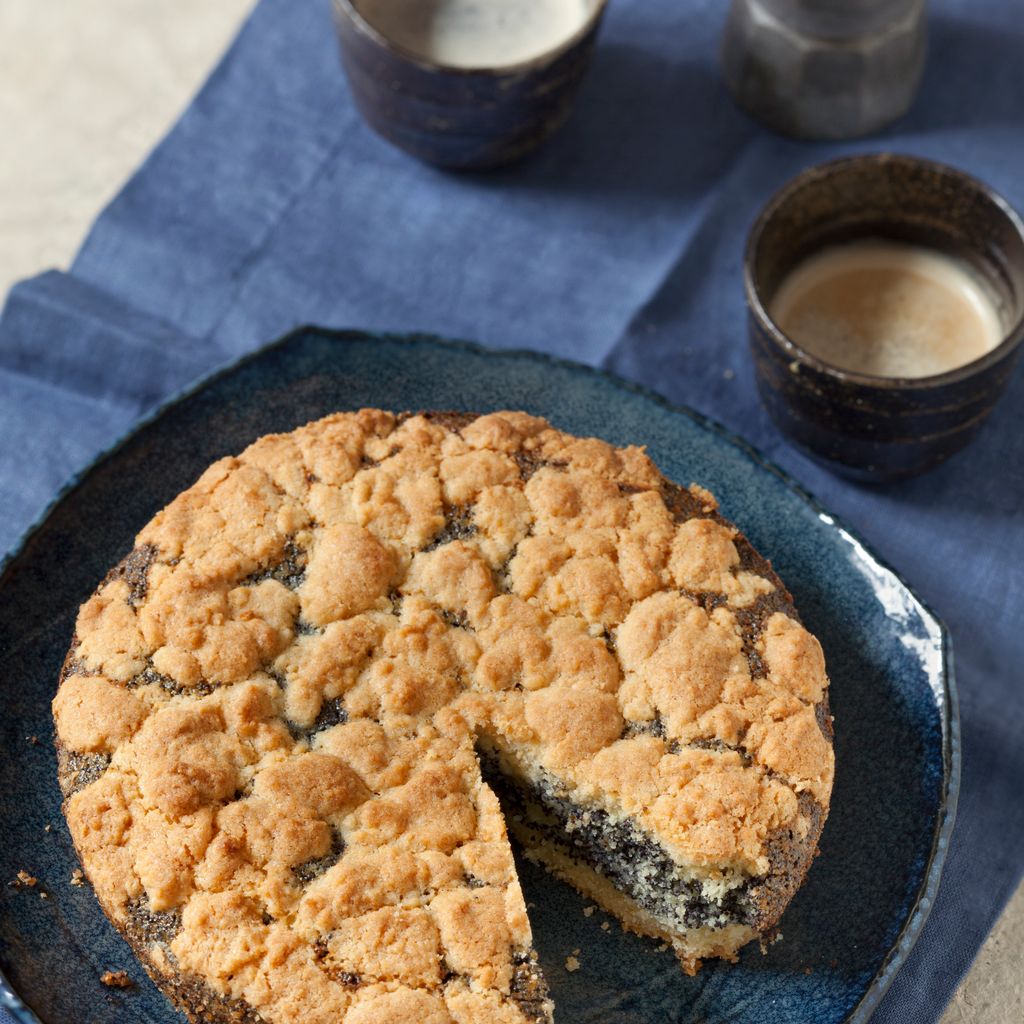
left=332, top=0, right=609, bottom=170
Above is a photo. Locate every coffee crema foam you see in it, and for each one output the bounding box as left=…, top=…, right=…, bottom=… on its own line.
left=355, top=0, right=592, bottom=69
left=770, top=240, right=1003, bottom=379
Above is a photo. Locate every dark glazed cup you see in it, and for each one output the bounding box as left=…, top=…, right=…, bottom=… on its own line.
left=332, top=0, right=608, bottom=170
left=745, top=153, right=1024, bottom=481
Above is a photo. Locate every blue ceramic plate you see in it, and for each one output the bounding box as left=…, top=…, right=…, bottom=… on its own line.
left=0, top=329, right=958, bottom=1024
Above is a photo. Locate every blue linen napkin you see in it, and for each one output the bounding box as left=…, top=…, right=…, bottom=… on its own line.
left=2, top=1, right=1022, bottom=1021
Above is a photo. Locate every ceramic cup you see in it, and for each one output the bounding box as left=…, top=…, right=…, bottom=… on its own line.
left=332, top=0, right=608, bottom=170
left=745, top=153, right=1024, bottom=481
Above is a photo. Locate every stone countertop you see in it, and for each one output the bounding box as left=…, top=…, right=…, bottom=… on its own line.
left=1, top=2, right=1021, bottom=1022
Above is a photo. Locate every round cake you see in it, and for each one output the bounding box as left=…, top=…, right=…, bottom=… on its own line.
left=53, top=410, right=834, bottom=1024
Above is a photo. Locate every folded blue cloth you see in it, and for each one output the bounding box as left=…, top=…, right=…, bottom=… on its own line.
left=2, top=1, right=1021, bottom=1021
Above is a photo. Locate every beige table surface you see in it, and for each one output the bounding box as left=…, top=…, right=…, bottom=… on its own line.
left=1, top=2, right=1021, bottom=1021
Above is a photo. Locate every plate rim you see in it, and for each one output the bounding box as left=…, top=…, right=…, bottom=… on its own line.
left=0, top=325, right=960, bottom=1024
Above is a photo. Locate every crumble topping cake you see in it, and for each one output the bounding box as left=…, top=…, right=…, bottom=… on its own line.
left=52, top=410, right=834, bottom=1024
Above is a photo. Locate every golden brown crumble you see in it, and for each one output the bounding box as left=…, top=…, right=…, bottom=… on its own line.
left=100, top=970, right=133, bottom=988
left=54, top=411, right=832, bottom=1024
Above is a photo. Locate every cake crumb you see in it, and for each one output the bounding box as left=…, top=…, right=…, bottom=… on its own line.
left=26, top=735, right=39, bottom=746
left=44, top=824, right=52, bottom=833
left=583, top=905, right=595, bottom=917
left=13, top=871, right=37, bottom=888
left=70, top=869, right=85, bottom=887
left=804, top=967, right=813, bottom=975
left=657, top=943, right=669, bottom=952
left=600, top=921, right=610, bottom=931
left=564, top=956, right=580, bottom=973
left=100, top=970, right=133, bottom=989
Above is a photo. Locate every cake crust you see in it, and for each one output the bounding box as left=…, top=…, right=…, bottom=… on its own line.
left=53, top=410, right=833, bottom=1023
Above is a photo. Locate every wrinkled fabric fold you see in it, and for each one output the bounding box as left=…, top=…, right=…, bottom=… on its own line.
left=1, top=271, right=212, bottom=405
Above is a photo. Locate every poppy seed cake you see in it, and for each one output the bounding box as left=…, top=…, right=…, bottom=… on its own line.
left=53, top=410, right=833, bottom=1024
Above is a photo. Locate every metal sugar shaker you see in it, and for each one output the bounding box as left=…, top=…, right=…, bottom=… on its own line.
left=721, top=0, right=928, bottom=140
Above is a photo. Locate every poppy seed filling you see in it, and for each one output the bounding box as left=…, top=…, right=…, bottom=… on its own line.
left=480, top=752, right=754, bottom=933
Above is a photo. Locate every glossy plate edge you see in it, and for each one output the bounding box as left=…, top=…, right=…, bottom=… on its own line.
left=0, top=326, right=961, bottom=1024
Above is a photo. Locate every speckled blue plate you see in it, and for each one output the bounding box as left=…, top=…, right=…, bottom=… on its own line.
left=0, top=329, right=958, bottom=1024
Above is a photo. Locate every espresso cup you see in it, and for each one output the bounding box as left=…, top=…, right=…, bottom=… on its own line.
left=332, top=0, right=609, bottom=170
left=745, top=153, right=1024, bottom=481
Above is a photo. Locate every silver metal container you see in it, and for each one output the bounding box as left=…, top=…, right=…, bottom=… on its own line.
left=721, top=0, right=928, bottom=140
